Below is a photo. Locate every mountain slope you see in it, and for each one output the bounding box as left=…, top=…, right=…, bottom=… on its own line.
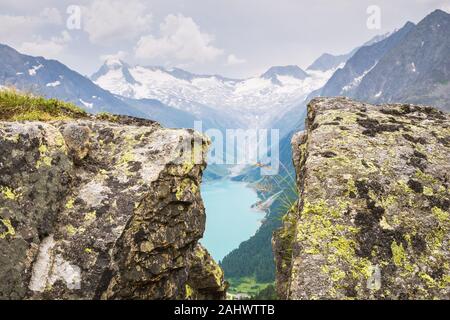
left=0, top=44, right=147, bottom=117
left=307, top=53, right=352, bottom=72
left=320, top=21, right=416, bottom=97
left=319, top=10, right=450, bottom=112
left=122, top=96, right=231, bottom=130
left=261, top=65, right=309, bottom=84
left=355, top=9, right=450, bottom=110
left=0, top=44, right=209, bottom=130
left=306, top=31, right=394, bottom=72
left=119, top=97, right=200, bottom=129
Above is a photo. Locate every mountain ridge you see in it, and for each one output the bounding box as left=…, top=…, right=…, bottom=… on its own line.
left=0, top=44, right=147, bottom=117
left=354, top=9, right=450, bottom=110
left=91, top=58, right=335, bottom=129
left=320, top=21, right=416, bottom=97
left=0, top=44, right=224, bottom=130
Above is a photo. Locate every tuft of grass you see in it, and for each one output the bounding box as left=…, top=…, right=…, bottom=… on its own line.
left=0, top=88, right=87, bottom=121
left=257, top=160, right=299, bottom=218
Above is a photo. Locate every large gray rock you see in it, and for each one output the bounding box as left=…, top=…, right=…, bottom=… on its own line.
left=274, top=97, right=450, bottom=300
left=0, top=115, right=226, bottom=299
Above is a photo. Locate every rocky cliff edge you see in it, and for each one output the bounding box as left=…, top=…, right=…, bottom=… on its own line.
left=0, top=108, right=227, bottom=299
left=274, top=97, right=450, bottom=299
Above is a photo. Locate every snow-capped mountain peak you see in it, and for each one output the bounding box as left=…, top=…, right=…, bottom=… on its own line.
left=92, top=61, right=334, bottom=128
left=261, top=65, right=309, bottom=84
left=105, top=57, right=126, bottom=68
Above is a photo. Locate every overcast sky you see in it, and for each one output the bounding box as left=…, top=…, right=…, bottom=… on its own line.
left=1, top=0, right=449, bottom=78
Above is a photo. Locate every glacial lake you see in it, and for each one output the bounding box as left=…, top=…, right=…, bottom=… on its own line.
left=200, top=179, right=265, bottom=262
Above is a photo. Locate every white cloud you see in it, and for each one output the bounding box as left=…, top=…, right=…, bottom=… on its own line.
left=0, top=8, right=62, bottom=43
left=82, top=0, right=152, bottom=44
left=39, top=7, right=63, bottom=24
left=18, top=31, right=71, bottom=59
left=134, top=14, right=223, bottom=64
left=227, top=54, right=246, bottom=65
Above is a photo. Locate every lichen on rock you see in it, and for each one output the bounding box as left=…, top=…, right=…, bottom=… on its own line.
left=0, top=110, right=226, bottom=300
left=185, top=244, right=228, bottom=300
left=274, top=97, right=450, bottom=300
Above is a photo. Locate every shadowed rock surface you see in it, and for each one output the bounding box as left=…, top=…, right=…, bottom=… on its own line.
left=274, top=97, right=450, bottom=299
left=0, top=114, right=226, bottom=299
left=187, top=244, right=229, bottom=300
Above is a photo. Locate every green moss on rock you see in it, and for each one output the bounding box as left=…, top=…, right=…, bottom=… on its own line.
left=274, top=97, right=450, bottom=300
left=0, top=104, right=223, bottom=300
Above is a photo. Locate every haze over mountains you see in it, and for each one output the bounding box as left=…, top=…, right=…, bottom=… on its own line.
left=0, top=43, right=342, bottom=134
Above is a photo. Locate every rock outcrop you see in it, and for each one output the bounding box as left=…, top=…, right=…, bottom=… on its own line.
left=274, top=97, right=450, bottom=299
left=0, top=114, right=226, bottom=299
left=187, top=244, right=228, bottom=300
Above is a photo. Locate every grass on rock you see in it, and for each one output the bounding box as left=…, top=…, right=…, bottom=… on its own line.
left=0, top=89, right=87, bottom=121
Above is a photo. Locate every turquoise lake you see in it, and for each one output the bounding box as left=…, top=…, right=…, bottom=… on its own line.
left=200, top=179, right=265, bottom=262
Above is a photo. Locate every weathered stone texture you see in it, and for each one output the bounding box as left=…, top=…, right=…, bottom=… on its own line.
left=0, top=115, right=226, bottom=300
left=186, top=244, right=228, bottom=300
left=274, top=97, right=450, bottom=300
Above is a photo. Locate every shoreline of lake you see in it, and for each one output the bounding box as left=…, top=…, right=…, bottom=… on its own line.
left=200, top=179, right=266, bottom=262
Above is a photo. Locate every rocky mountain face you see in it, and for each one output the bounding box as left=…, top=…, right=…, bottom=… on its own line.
left=354, top=9, right=450, bottom=110
left=0, top=114, right=226, bottom=299
left=321, top=10, right=450, bottom=112
left=261, top=65, right=310, bottom=83
left=320, top=21, right=416, bottom=98
left=307, top=53, right=352, bottom=72
left=274, top=97, right=450, bottom=299
left=306, top=31, right=394, bottom=73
